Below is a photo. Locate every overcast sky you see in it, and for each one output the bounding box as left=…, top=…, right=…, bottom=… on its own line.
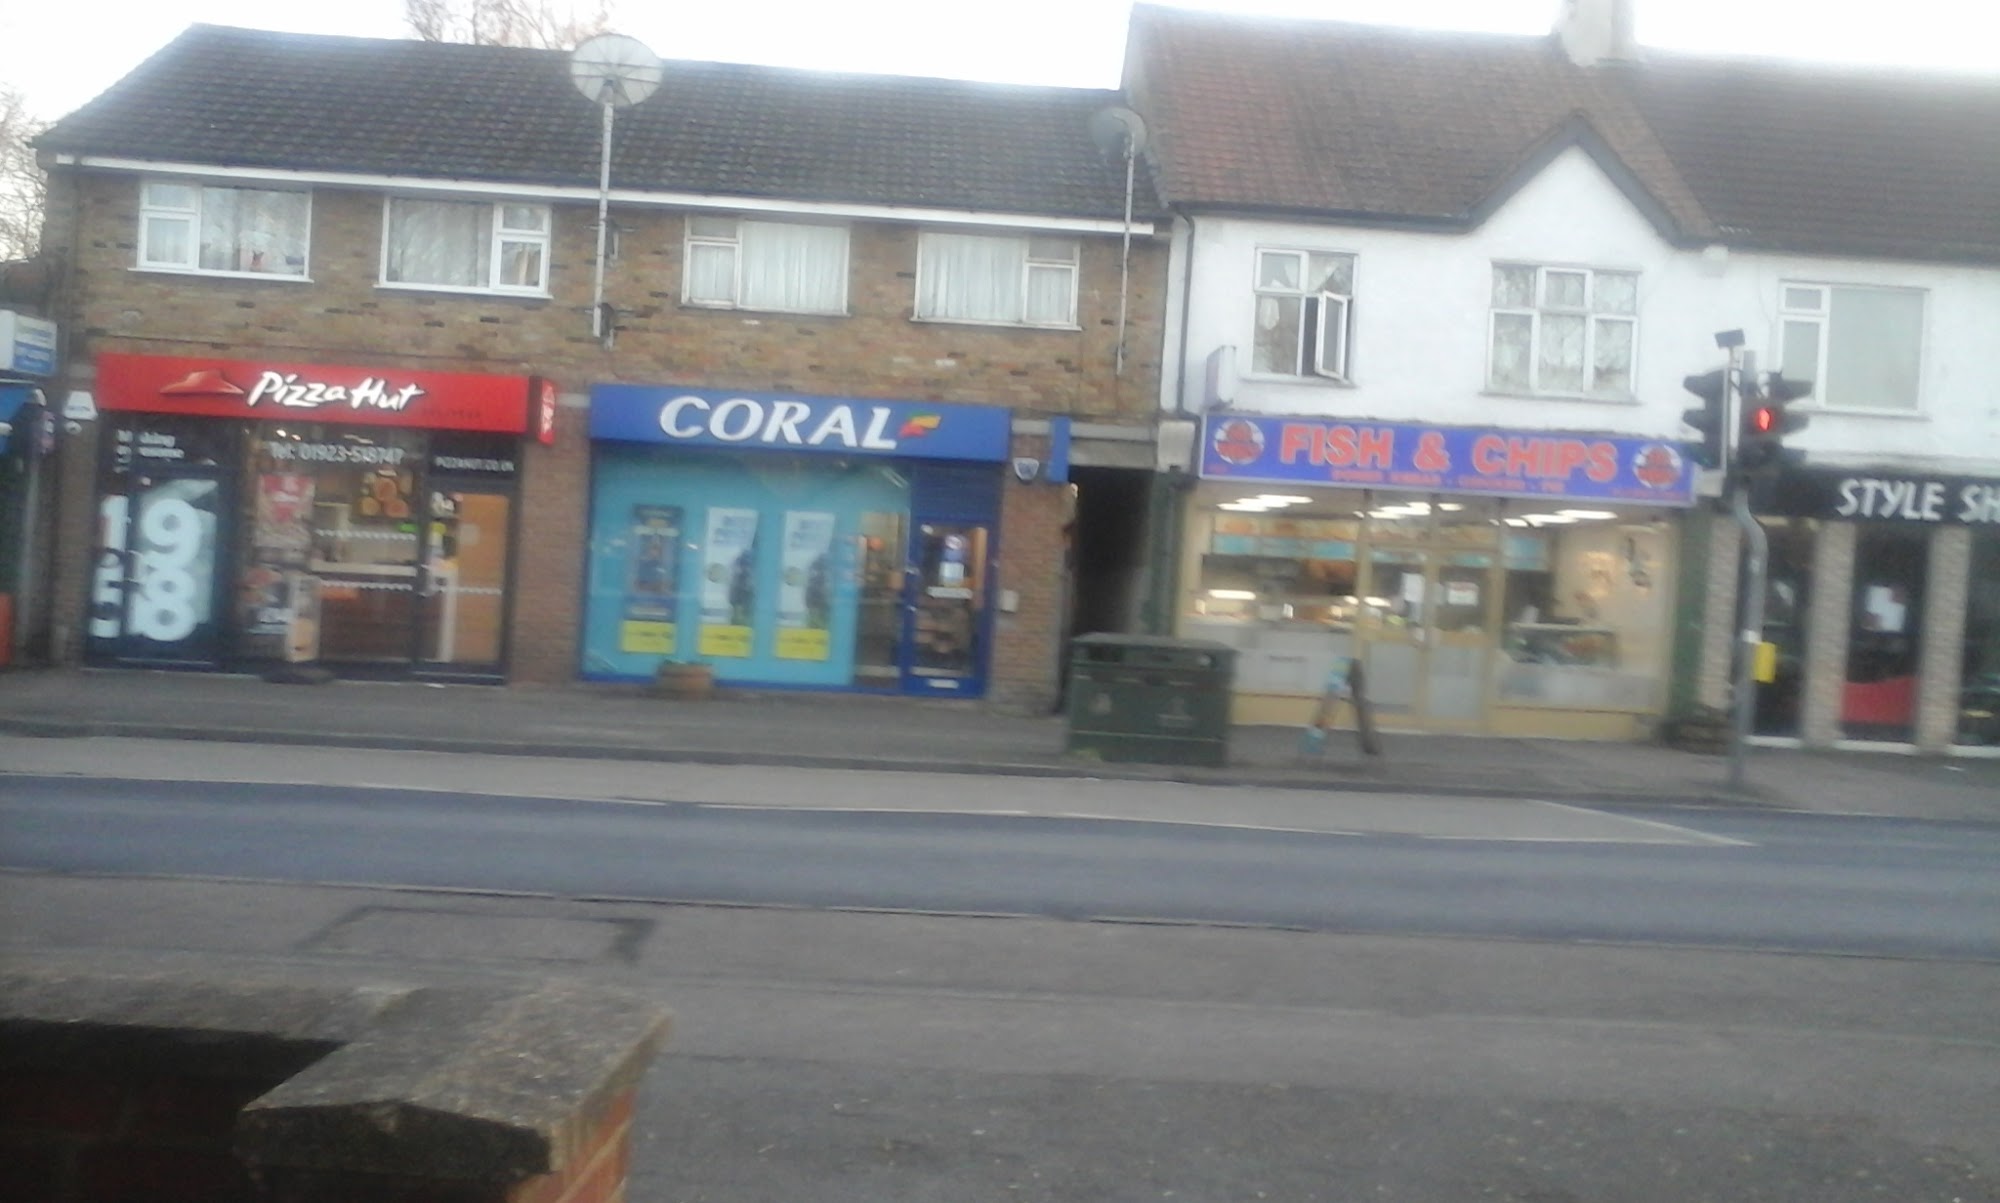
left=6, top=0, right=1995, bottom=122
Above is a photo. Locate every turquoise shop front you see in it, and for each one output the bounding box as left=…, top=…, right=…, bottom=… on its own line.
left=583, top=384, right=1013, bottom=697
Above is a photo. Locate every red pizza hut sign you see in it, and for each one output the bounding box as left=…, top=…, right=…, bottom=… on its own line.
left=94, top=352, right=542, bottom=435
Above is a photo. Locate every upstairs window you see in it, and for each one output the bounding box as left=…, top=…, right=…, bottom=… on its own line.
left=139, top=180, right=310, bottom=277
left=1488, top=264, right=1637, bottom=399
left=1779, top=283, right=1924, bottom=413
left=683, top=217, right=849, bottom=314
left=1252, top=248, right=1355, bottom=380
left=915, top=232, right=1077, bottom=327
left=382, top=198, right=550, bottom=294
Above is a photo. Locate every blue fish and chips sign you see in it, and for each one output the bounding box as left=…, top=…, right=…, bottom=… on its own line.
left=1200, top=414, right=1695, bottom=506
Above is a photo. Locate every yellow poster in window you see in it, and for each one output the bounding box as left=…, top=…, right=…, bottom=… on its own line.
left=620, top=620, right=676, bottom=655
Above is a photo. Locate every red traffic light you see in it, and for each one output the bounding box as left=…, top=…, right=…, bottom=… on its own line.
left=1749, top=405, right=1776, bottom=434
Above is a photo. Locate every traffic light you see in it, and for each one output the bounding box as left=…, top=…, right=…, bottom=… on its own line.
left=1738, top=371, right=1812, bottom=473
left=1680, top=368, right=1729, bottom=470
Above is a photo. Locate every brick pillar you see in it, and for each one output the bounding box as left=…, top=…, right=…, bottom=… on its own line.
left=1695, top=510, right=1740, bottom=711
left=1802, top=520, right=1856, bottom=747
left=47, top=404, right=104, bottom=665
left=507, top=399, right=591, bottom=685
left=990, top=434, right=1072, bottom=714
left=1915, top=525, right=1972, bottom=752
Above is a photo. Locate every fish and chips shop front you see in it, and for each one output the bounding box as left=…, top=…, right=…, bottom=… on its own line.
left=1181, top=414, right=1698, bottom=740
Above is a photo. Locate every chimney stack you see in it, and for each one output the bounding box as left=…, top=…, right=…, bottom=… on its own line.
left=1556, top=0, right=1638, bottom=66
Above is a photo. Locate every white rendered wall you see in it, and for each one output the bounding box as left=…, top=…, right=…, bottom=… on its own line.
left=1164, top=145, right=2000, bottom=475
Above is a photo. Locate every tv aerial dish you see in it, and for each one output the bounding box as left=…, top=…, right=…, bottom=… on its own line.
left=569, top=34, right=662, bottom=347
left=1088, top=106, right=1149, bottom=158
left=569, top=33, right=664, bottom=108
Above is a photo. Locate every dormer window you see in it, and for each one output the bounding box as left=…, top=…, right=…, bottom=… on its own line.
left=1488, top=264, right=1637, bottom=399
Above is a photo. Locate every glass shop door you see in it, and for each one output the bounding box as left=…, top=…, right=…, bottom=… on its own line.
left=416, top=480, right=513, bottom=678
left=903, top=520, right=991, bottom=697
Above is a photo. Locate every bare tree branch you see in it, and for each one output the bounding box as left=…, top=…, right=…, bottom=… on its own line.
left=0, top=84, right=48, bottom=260
left=404, top=0, right=615, bottom=48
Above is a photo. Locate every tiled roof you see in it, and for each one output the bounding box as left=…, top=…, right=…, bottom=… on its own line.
left=1617, top=54, right=2000, bottom=265
left=1125, top=4, right=2000, bottom=265
left=1123, top=4, right=1712, bottom=239
left=36, top=25, right=1159, bottom=223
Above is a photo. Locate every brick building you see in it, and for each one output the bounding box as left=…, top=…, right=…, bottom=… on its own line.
left=29, top=26, right=1168, bottom=710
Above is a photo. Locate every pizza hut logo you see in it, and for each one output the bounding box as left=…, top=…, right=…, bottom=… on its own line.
left=159, top=367, right=425, bottom=413
left=1632, top=442, right=1685, bottom=490
left=1211, top=418, right=1265, bottom=466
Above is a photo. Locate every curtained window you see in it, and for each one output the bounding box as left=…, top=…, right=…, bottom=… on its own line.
left=916, top=232, right=1077, bottom=327
left=139, top=180, right=310, bottom=277
left=682, top=217, right=848, bottom=314
left=383, top=198, right=549, bottom=293
left=1488, top=264, right=1637, bottom=399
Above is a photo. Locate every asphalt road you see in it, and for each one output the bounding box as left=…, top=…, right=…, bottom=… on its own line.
left=5, top=770, right=1996, bottom=960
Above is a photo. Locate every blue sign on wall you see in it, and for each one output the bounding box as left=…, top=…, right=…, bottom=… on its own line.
left=1200, top=414, right=1696, bottom=506
left=591, top=385, right=1014, bottom=463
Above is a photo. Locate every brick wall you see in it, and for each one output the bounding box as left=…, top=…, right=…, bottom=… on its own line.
left=1695, top=510, right=1741, bottom=711
left=1916, top=526, right=1970, bottom=751
left=55, top=177, right=1165, bottom=419
left=1801, top=520, right=1856, bottom=745
left=0, top=1066, right=284, bottom=1201
left=990, top=434, right=1076, bottom=712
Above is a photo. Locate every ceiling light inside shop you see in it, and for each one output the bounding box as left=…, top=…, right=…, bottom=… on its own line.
left=1438, top=503, right=1464, bottom=512
left=1218, top=502, right=1273, bottom=512
left=1520, top=514, right=1578, bottom=525
left=1503, top=518, right=1531, bottom=527
left=1255, top=495, right=1313, bottom=505
left=1207, top=589, right=1259, bottom=600
left=1557, top=509, right=1619, bottom=520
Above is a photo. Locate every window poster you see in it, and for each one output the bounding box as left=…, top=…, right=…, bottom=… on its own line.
left=699, top=507, right=759, bottom=657
left=619, top=504, right=681, bottom=655
left=776, top=511, right=836, bottom=661
left=243, top=472, right=316, bottom=638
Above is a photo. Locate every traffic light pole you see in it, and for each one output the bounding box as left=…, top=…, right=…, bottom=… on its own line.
left=1719, top=343, right=1766, bottom=793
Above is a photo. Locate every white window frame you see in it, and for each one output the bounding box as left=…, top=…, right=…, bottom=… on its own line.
left=137, top=178, right=312, bottom=279
left=1250, top=247, right=1355, bottom=382
left=681, top=216, right=850, bottom=315
left=379, top=197, right=551, bottom=296
left=913, top=231, right=1079, bottom=328
left=1778, top=282, right=1925, bottom=414
left=1487, top=263, right=1638, bottom=399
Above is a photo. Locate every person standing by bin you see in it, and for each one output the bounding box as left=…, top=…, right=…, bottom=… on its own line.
left=1301, top=656, right=1381, bottom=758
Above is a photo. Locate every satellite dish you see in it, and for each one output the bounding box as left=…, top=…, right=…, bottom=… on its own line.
left=569, top=33, right=664, bottom=108
left=1089, top=106, right=1149, bottom=158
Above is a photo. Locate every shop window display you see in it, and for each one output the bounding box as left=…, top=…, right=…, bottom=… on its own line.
left=1957, top=531, right=2000, bottom=746
left=1754, top=519, right=1815, bottom=736
left=1844, top=526, right=1927, bottom=741
left=1180, top=484, right=1674, bottom=727
left=582, top=446, right=912, bottom=688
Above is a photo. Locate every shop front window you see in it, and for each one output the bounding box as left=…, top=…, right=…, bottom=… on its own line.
left=1844, top=526, right=1927, bottom=741
left=1493, top=503, right=1672, bottom=712
left=1957, top=531, right=2000, bottom=747
left=238, top=426, right=427, bottom=665
left=581, top=446, right=913, bottom=688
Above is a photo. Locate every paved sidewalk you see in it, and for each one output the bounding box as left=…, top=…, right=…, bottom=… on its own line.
left=1, top=667, right=1996, bottom=820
